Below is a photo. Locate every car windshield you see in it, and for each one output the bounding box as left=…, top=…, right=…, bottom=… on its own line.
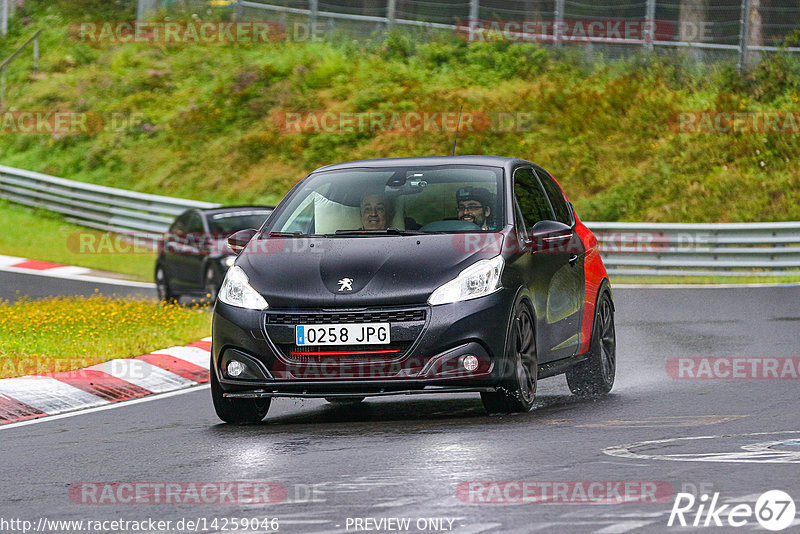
left=207, top=211, right=271, bottom=235
left=267, top=165, right=504, bottom=235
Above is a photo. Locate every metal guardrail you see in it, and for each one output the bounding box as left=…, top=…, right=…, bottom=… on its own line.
left=589, top=222, right=800, bottom=277
left=0, top=164, right=798, bottom=277
left=0, top=30, right=41, bottom=106
left=0, top=165, right=220, bottom=239
left=236, top=0, right=800, bottom=72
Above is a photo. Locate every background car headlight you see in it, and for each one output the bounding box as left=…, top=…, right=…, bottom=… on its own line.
left=218, top=266, right=269, bottom=310
left=223, top=256, right=236, bottom=268
left=428, top=255, right=504, bottom=306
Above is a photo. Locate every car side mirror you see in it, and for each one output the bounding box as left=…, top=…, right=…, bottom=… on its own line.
left=530, top=220, right=573, bottom=252
left=227, top=229, right=258, bottom=255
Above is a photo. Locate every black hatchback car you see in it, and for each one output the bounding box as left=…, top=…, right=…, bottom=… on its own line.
left=155, top=206, right=273, bottom=302
left=211, top=156, right=616, bottom=423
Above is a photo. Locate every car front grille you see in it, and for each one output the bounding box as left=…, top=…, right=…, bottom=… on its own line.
left=264, top=307, right=427, bottom=367
left=266, top=309, right=426, bottom=325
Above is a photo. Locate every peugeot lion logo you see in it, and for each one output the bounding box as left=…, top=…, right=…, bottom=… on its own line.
left=337, top=278, right=354, bottom=292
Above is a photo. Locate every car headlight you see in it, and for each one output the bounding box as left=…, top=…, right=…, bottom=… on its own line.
left=428, top=255, right=504, bottom=306
left=223, top=256, right=236, bottom=268
left=218, top=266, right=269, bottom=310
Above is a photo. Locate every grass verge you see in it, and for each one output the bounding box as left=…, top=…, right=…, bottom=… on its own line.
left=0, top=200, right=156, bottom=281
left=1, top=4, right=799, bottom=222
left=0, top=293, right=212, bottom=379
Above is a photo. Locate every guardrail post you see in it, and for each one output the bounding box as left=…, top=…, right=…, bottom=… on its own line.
left=554, top=0, right=565, bottom=46
left=387, top=0, right=396, bottom=30
left=309, top=0, right=318, bottom=30
left=33, top=34, right=39, bottom=72
left=1, top=0, right=8, bottom=36
left=738, top=0, right=752, bottom=72
left=644, top=0, right=656, bottom=50
left=468, top=0, right=479, bottom=41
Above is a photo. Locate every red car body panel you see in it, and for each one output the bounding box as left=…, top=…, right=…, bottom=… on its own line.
left=543, top=170, right=610, bottom=356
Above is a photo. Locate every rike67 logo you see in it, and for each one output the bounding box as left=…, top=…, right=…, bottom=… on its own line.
left=668, top=490, right=796, bottom=531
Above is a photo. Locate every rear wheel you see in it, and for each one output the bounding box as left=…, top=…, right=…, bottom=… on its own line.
left=210, top=358, right=271, bottom=424
left=566, top=291, right=616, bottom=397
left=481, top=302, right=537, bottom=414
left=155, top=266, right=177, bottom=303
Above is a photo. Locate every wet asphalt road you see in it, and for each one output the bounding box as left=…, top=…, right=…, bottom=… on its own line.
left=1, top=272, right=800, bottom=533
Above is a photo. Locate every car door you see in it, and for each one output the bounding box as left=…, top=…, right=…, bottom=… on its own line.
left=180, top=212, right=207, bottom=290
left=534, top=166, right=585, bottom=360
left=512, top=167, right=583, bottom=363
left=162, top=213, right=191, bottom=290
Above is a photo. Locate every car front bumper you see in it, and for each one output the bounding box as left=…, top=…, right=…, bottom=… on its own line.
left=211, top=289, right=515, bottom=398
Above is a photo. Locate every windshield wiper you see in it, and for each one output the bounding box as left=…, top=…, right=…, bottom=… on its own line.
left=333, top=227, right=430, bottom=236
left=267, top=231, right=308, bottom=237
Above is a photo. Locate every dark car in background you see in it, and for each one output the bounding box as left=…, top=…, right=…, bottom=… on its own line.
left=210, top=156, right=616, bottom=423
left=155, top=206, right=273, bottom=302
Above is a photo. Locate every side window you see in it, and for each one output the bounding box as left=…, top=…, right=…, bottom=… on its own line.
left=513, top=168, right=553, bottom=227
left=170, top=214, right=190, bottom=236
left=174, top=213, right=205, bottom=249
left=536, top=169, right=572, bottom=225
left=186, top=213, right=205, bottom=235
left=513, top=198, right=530, bottom=242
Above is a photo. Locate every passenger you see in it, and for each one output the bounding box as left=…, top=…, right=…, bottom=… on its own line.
left=456, top=187, right=493, bottom=230
left=360, top=191, right=394, bottom=230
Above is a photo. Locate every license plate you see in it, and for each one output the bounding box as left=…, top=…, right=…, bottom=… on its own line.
left=295, top=323, right=390, bottom=346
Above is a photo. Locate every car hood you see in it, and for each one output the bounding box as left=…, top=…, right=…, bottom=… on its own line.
left=237, top=233, right=505, bottom=308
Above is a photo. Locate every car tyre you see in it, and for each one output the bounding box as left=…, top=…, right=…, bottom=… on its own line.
left=481, top=302, right=537, bottom=414
left=211, top=358, right=271, bottom=424
left=204, top=266, right=220, bottom=303
left=155, top=265, right=177, bottom=303
left=566, top=291, right=616, bottom=397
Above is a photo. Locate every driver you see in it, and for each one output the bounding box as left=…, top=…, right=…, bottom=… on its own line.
left=360, top=190, right=394, bottom=230
left=456, top=187, right=493, bottom=230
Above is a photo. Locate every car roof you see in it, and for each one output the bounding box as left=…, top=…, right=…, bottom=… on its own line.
left=314, top=155, right=533, bottom=172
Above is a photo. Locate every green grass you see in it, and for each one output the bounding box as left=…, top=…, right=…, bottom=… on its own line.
left=0, top=3, right=798, bottom=223
left=0, top=294, right=211, bottom=378
left=0, top=200, right=156, bottom=280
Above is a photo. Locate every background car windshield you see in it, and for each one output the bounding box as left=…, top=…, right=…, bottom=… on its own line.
left=208, top=211, right=271, bottom=234
left=268, top=165, right=503, bottom=235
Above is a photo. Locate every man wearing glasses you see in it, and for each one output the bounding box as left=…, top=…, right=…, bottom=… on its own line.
left=456, top=187, right=494, bottom=230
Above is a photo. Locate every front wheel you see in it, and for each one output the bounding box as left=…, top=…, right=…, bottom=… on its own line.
left=211, top=358, right=271, bottom=424
left=204, top=266, right=220, bottom=303
left=481, top=302, right=537, bottom=414
left=566, top=291, right=616, bottom=397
